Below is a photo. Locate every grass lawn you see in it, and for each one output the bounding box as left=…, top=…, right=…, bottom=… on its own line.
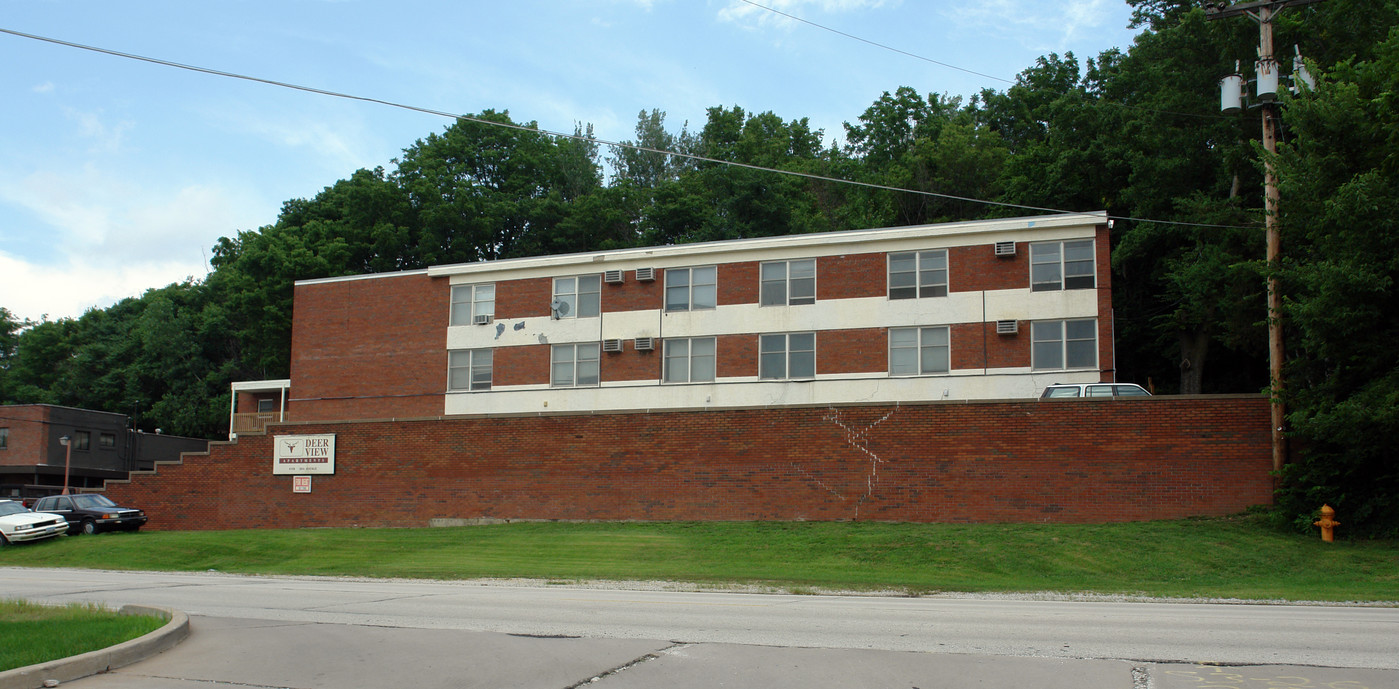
left=1, top=514, right=1395, bottom=602
left=0, top=600, right=165, bottom=672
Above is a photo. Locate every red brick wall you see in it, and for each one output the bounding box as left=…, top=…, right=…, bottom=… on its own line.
left=0, top=406, right=47, bottom=466
left=496, top=277, right=552, bottom=319
left=604, top=343, right=660, bottom=381
left=718, top=262, right=759, bottom=305
left=494, top=345, right=548, bottom=387
left=817, top=328, right=886, bottom=375
left=101, top=396, right=1272, bottom=530
left=951, top=243, right=1029, bottom=292
left=818, top=253, right=886, bottom=300
left=604, top=274, right=662, bottom=312
left=289, top=274, right=447, bottom=420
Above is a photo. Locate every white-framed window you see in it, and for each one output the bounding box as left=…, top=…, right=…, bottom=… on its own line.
left=889, top=326, right=950, bottom=375
left=1032, top=319, right=1097, bottom=370
left=448, top=349, right=493, bottom=391
left=551, top=343, right=600, bottom=387
left=1030, top=240, right=1095, bottom=291
left=450, top=283, right=496, bottom=325
left=553, top=275, right=601, bottom=318
left=759, top=332, right=816, bottom=379
left=888, top=250, right=948, bottom=299
left=663, top=337, right=716, bottom=383
left=0, top=427, right=8, bottom=450
left=760, top=259, right=816, bottom=306
left=665, top=266, right=717, bottom=312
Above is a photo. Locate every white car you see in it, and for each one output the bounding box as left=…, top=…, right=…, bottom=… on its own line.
left=0, top=499, right=69, bottom=545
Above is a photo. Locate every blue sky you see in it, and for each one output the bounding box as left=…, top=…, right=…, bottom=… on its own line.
left=0, top=0, right=1142, bottom=322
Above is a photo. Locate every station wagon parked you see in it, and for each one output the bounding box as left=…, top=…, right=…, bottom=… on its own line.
left=1041, top=383, right=1152, bottom=398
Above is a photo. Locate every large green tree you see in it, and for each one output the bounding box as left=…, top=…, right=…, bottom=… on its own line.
left=1272, top=22, right=1399, bottom=535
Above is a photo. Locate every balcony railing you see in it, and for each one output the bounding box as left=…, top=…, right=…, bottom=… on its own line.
left=232, top=412, right=281, bottom=435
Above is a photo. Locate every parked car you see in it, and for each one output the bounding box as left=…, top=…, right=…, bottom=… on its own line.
left=0, top=499, right=69, bottom=545
left=1041, top=383, right=1152, bottom=398
left=30, top=494, right=147, bottom=535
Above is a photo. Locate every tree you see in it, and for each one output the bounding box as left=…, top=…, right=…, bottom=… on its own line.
left=1272, top=23, right=1399, bottom=535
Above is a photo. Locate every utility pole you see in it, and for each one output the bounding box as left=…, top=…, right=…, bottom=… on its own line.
left=1206, top=0, right=1324, bottom=474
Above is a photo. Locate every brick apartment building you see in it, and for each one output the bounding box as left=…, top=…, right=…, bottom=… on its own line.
left=234, top=211, right=1119, bottom=428
left=109, top=211, right=1269, bottom=530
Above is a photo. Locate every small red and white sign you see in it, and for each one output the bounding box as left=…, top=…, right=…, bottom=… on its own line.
left=292, top=476, right=312, bottom=493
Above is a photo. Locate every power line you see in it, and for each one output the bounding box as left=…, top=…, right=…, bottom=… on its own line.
left=735, top=0, right=1012, bottom=85
left=0, top=27, right=1255, bottom=229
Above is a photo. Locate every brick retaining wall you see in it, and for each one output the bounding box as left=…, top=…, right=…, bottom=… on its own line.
left=102, top=395, right=1272, bottom=530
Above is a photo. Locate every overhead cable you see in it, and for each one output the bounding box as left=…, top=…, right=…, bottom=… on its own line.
left=0, top=27, right=1256, bottom=229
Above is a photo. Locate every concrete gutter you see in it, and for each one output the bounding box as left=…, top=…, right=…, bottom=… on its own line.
left=0, top=605, right=189, bottom=689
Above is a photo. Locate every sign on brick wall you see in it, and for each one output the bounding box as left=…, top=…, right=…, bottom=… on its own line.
left=273, top=434, right=336, bottom=475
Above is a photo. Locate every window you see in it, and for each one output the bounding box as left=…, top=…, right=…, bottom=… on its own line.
left=663, top=337, right=716, bottom=383
left=73, top=431, right=90, bottom=451
left=256, top=399, right=278, bottom=414
left=665, top=266, right=717, bottom=311
left=1032, top=319, right=1097, bottom=370
left=759, top=333, right=816, bottom=380
left=889, top=327, right=950, bottom=375
left=551, top=343, right=600, bottom=387
left=450, top=284, right=496, bottom=325
left=760, top=259, right=816, bottom=306
left=0, top=428, right=7, bottom=450
left=448, top=349, right=493, bottom=391
left=888, top=250, right=948, bottom=299
left=553, top=275, right=601, bottom=318
left=1030, top=240, right=1095, bottom=291
left=99, top=433, right=116, bottom=449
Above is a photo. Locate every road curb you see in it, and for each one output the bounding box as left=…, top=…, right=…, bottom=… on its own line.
left=0, top=604, right=189, bottom=689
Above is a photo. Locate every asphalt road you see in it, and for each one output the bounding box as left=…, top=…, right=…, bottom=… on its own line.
left=3, top=567, right=1397, bottom=689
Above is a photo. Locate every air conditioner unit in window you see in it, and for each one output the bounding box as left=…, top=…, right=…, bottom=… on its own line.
left=633, top=337, right=656, bottom=351
left=994, top=241, right=1017, bottom=257
left=473, top=314, right=493, bottom=326
left=603, top=269, right=624, bottom=284
left=634, top=267, right=656, bottom=282
left=995, top=320, right=1019, bottom=335
left=602, top=339, right=623, bottom=352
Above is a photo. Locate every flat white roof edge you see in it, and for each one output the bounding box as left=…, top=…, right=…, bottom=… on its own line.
left=231, top=379, right=292, bottom=392
left=295, top=268, right=431, bottom=287
left=295, top=211, right=1107, bottom=285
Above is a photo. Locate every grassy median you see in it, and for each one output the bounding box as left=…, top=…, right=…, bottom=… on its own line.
left=1, top=515, right=1395, bottom=602
left=0, top=600, right=165, bottom=672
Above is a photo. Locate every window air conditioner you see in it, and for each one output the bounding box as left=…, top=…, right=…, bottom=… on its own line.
left=603, top=269, right=624, bottom=284
left=633, top=337, right=656, bottom=351
left=473, top=314, right=493, bottom=326
left=994, top=241, right=1017, bottom=257
left=602, top=339, right=624, bottom=352
left=634, top=267, right=656, bottom=282
left=995, top=320, right=1019, bottom=335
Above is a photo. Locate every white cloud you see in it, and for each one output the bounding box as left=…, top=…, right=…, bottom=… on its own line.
left=0, top=162, right=266, bottom=321
left=62, top=108, right=135, bottom=154
left=32, top=82, right=55, bottom=94
left=941, top=0, right=1119, bottom=53
left=0, top=250, right=205, bottom=323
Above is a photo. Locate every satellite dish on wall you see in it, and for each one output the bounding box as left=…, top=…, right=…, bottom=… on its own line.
left=550, top=299, right=569, bottom=319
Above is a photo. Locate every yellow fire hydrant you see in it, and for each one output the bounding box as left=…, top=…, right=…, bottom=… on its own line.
left=1314, top=504, right=1340, bottom=543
